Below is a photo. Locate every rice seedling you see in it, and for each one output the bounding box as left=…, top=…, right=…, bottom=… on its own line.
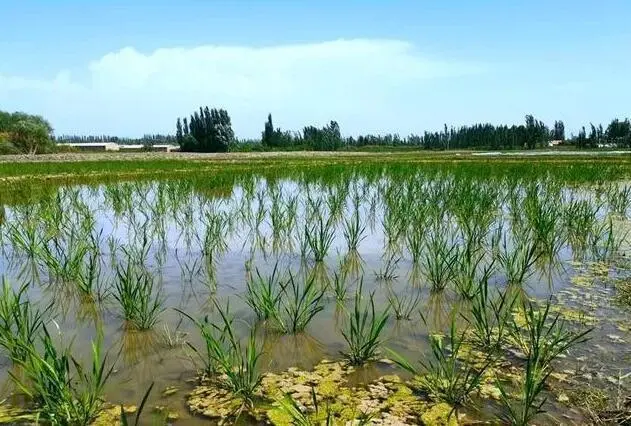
left=331, top=272, right=348, bottom=304
left=113, top=262, right=165, bottom=330
left=406, top=226, right=425, bottom=265
left=375, top=252, right=400, bottom=282
left=387, top=289, right=421, bottom=321
left=465, top=276, right=516, bottom=352
left=563, top=197, right=599, bottom=258
left=343, top=206, right=366, bottom=252
left=120, top=382, right=154, bottom=426
left=340, top=281, right=389, bottom=365
left=200, top=210, right=230, bottom=257
left=178, top=300, right=263, bottom=406
left=389, top=313, right=490, bottom=408
left=305, top=213, right=335, bottom=262
left=273, top=386, right=374, bottom=426
left=590, top=216, right=628, bottom=261
left=453, top=243, right=491, bottom=300
left=496, top=298, right=591, bottom=425
left=423, top=228, right=459, bottom=292
left=243, top=263, right=286, bottom=321
left=606, top=184, right=631, bottom=217
left=10, top=327, right=115, bottom=425
left=0, top=280, right=48, bottom=363
left=274, top=272, right=325, bottom=334
left=498, top=233, right=539, bottom=287
left=76, top=249, right=102, bottom=298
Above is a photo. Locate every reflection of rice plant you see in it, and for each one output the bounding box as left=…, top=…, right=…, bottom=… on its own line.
left=11, top=328, right=115, bottom=425
left=497, top=299, right=591, bottom=425
left=0, top=280, right=47, bottom=362
left=341, top=281, right=389, bottom=365
left=113, top=263, right=164, bottom=330
left=389, top=314, right=489, bottom=408
left=274, top=273, right=325, bottom=334
left=244, top=264, right=286, bottom=320
left=387, top=290, right=420, bottom=321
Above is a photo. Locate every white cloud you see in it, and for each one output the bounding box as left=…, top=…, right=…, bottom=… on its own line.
left=0, top=39, right=484, bottom=137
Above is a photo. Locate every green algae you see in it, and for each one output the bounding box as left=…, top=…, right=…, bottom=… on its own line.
left=420, top=403, right=458, bottom=426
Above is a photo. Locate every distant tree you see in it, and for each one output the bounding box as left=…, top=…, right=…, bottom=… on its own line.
left=524, top=115, right=548, bottom=149
left=176, top=118, right=183, bottom=145
left=10, top=115, right=53, bottom=154
left=553, top=120, right=565, bottom=140
left=183, top=117, right=189, bottom=136
left=606, top=118, right=631, bottom=147
left=262, top=113, right=275, bottom=147
left=177, top=106, right=233, bottom=152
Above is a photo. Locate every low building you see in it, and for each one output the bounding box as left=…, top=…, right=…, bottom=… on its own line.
left=57, top=142, right=120, bottom=151
left=56, top=142, right=180, bottom=152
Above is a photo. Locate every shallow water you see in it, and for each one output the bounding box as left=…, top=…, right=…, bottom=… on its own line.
left=1, top=167, right=630, bottom=424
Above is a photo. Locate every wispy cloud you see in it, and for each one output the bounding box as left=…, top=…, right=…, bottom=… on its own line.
left=0, top=39, right=485, bottom=136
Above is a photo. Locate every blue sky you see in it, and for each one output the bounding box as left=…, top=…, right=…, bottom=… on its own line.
left=1, top=0, right=629, bottom=138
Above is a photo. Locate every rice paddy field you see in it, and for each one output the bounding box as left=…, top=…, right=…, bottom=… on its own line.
left=2, top=153, right=631, bottom=425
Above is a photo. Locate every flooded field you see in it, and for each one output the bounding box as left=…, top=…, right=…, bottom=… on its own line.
left=1, top=161, right=631, bottom=425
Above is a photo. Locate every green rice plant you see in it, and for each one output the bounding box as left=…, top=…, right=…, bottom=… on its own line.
left=523, top=184, right=565, bottom=261
left=590, top=216, right=628, bottom=261
left=497, top=298, right=591, bottom=425
left=498, top=233, right=539, bottom=286
left=606, top=184, right=631, bottom=217
left=465, top=276, right=516, bottom=352
left=343, top=207, right=366, bottom=252
left=274, top=386, right=374, bottom=426
left=0, top=280, right=48, bottom=363
left=340, top=281, right=389, bottom=365
left=563, top=197, right=599, bottom=257
left=200, top=210, right=230, bottom=257
left=274, top=273, right=325, bottom=334
left=305, top=214, right=335, bottom=262
left=120, top=382, right=154, bottom=426
left=331, top=272, right=348, bottom=304
left=375, top=252, right=400, bottom=282
left=423, top=229, right=459, bottom=292
left=406, top=226, right=425, bottom=265
left=243, top=263, right=286, bottom=321
left=76, top=250, right=101, bottom=298
left=178, top=300, right=263, bottom=406
left=113, top=263, right=164, bottom=330
left=381, top=211, right=405, bottom=253
left=453, top=243, right=491, bottom=300
left=10, top=327, right=115, bottom=425
left=387, top=289, right=420, bottom=321
left=389, top=314, right=489, bottom=408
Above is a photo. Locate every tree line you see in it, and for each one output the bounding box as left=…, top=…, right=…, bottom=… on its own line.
left=3, top=106, right=631, bottom=155
left=176, top=108, right=631, bottom=152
